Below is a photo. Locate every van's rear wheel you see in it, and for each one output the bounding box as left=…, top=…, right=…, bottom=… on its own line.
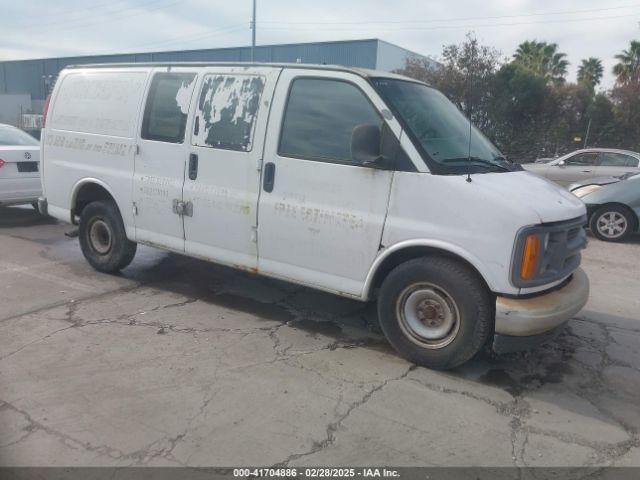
left=377, top=256, right=492, bottom=370
left=79, top=200, right=136, bottom=273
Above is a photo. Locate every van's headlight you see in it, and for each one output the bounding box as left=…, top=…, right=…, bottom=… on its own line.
left=572, top=184, right=602, bottom=198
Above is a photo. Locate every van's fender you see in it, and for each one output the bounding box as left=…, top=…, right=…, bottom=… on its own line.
left=362, top=238, right=498, bottom=300
left=69, top=177, right=134, bottom=237
left=70, top=177, right=118, bottom=211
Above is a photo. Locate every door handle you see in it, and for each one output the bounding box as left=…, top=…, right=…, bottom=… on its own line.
left=263, top=162, right=275, bottom=192
left=189, top=153, right=198, bottom=180
left=581, top=169, right=592, bottom=173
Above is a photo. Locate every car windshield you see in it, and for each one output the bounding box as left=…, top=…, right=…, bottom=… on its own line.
left=371, top=78, right=509, bottom=174
left=0, top=125, right=39, bottom=146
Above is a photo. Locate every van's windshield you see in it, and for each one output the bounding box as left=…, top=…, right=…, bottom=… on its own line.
left=371, top=78, right=511, bottom=175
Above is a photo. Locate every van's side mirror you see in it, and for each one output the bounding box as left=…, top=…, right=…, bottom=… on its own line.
left=351, top=124, right=386, bottom=167
left=558, top=159, right=566, bottom=167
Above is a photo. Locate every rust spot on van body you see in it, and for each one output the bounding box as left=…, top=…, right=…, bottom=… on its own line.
left=233, top=264, right=259, bottom=275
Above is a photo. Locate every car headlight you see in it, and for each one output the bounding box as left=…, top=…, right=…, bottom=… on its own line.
left=572, top=184, right=602, bottom=198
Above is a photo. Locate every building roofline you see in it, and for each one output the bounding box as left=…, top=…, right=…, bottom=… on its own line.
left=0, top=38, right=387, bottom=65
left=376, top=39, right=438, bottom=64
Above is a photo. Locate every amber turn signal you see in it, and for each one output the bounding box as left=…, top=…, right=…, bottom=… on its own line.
left=520, top=234, right=540, bottom=280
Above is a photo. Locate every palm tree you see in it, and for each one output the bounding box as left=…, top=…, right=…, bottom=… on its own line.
left=613, top=40, right=640, bottom=84
left=577, top=58, right=604, bottom=90
left=513, top=40, right=569, bottom=84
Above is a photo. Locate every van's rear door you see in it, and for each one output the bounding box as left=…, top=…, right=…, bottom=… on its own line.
left=134, top=67, right=198, bottom=251
left=183, top=66, right=281, bottom=269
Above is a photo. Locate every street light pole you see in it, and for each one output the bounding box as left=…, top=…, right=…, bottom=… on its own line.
left=251, top=0, right=256, bottom=62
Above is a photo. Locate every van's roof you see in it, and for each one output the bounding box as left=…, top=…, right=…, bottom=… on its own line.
left=64, top=62, right=421, bottom=83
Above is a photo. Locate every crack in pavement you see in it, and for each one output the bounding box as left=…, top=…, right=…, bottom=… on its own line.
left=273, top=365, right=417, bottom=466
left=0, top=400, right=127, bottom=460
left=0, top=283, right=146, bottom=324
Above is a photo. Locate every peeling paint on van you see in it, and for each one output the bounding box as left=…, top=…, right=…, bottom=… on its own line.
left=175, top=76, right=196, bottom=115
left=194, top=75, right=265, bottom=151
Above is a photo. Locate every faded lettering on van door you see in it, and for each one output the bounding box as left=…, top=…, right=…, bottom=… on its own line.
left=193, top=75, right=265, bottom=151
left=50, top=72, right=147, bottom=137
left=45, top=134, right=133, bottom=156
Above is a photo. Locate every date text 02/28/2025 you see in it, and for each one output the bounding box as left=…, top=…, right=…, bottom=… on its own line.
left=233, top=468, right=400, bottom=478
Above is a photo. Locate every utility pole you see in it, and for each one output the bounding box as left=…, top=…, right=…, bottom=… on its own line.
left=251, top=0, right=256, bottom=62
left=583, top=118, right=592, bottom=148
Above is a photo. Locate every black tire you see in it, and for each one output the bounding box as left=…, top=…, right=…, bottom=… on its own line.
left=589, top=205, right=636, bottom=242
left=377, top=256, right=493, bottom=370
left=79, top=200, right=137, bottom=273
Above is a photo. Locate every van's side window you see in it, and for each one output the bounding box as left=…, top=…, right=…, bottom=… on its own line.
left=193, top=75, right=265, bottom=152
left=279, top=78, right=383, bottom=164
left=141, top=73, right=196, bottom=143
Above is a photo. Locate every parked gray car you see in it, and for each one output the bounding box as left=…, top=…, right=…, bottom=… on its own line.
left=570, top=172, right=640, bottom=242
left=524, top=148, right=640, bottom=187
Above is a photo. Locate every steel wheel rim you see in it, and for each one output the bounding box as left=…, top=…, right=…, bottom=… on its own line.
left=89, top=219, right=113, bottom=255
left=596, top=211, right=627, bottom=239
left=396, top=283, right=460, bottom=349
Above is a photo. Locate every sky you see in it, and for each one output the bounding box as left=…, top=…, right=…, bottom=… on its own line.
left=1, top=0, right=639, bottom=89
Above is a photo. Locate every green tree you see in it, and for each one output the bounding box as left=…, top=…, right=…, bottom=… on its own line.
left=513, top=40, right=569, bottom=85
left=548, top=83, right=593, bottom=152
left=611, top=82, right=640, bottom=149
left=586, top=93, right=617, bottom=147
left=577, top=57, right=604, bottom=91
left=397, top=35, right=633, bottom=158
left=489, top=63, right=552, bottom=159
left=396, top=33, right=501, bottom=131
left=613, top=40, right=640, bottom=84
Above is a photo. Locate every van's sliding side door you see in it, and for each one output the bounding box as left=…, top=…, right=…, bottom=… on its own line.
left=182, top=67, right=281, bottom=269
left=133, top=67, right=198, bottom=251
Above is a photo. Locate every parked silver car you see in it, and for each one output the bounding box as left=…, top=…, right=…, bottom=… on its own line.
left=523, top=148, right=640, bottom=187
left=570, top=172, right=640, bottom=242
left=0, top=123, right=41, bottom=208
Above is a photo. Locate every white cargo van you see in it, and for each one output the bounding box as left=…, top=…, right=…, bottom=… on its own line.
left=39, top=63, right=589, bottom=369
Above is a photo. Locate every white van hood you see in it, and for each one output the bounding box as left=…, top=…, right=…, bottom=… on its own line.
left=384, top=170, right=587, bottom=295
left=467, top=170, right=586, bottom=223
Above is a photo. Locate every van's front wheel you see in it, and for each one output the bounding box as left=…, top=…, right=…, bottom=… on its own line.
left=377, top=257, right=492, bottom=370
left=79, top=201, right=136, bottom=273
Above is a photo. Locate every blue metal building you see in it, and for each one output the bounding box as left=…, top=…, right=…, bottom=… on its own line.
left=0, top=38, right=436, bottom=106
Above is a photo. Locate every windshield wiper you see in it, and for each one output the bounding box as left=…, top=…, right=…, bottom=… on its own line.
left=440, top=157, right=512, bottom=172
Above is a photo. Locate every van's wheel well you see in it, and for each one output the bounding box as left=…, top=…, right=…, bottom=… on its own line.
left=72, top=183, right=116, bottom=224
left=369, top=247, right=492, bottom=300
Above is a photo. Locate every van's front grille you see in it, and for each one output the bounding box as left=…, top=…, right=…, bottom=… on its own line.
left=511, top=215, right=588, bottom=288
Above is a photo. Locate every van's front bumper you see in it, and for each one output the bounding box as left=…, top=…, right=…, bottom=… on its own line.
left=493, top=268, right=589, bottom=354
